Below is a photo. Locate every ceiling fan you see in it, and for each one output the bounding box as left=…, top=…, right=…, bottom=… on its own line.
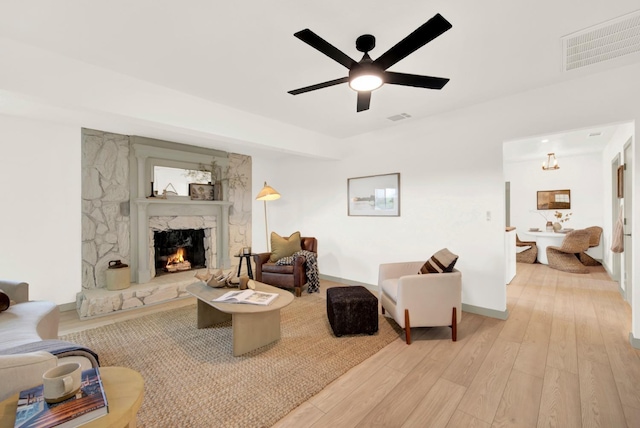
left=288, top=13, right=452, bottom=112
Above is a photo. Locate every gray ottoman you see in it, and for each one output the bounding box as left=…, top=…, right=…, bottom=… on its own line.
left=326, top=286, right=378, bottom=336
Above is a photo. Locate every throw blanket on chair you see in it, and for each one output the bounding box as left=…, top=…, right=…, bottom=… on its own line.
left=276, top=250, right=320, bottom=293
left=296, top=250, right=319, bottom=293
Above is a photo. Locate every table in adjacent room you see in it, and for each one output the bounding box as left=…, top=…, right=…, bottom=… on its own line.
left=522, top=231, right=567, bottom=265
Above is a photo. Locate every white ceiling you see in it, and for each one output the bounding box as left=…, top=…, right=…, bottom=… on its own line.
left=0, top=1, right=639, bottom=154
left=503, top=123, right=624, bottom=163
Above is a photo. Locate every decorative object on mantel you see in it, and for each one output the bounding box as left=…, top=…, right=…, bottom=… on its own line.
left=148, top=181, right=156, bottom=198
left=189, top=183, right=215, bottom=201
left=255, top=182, right=281, bottom=252
left=162, top=183, right=179, bottom=199
left=542, top=152, right=560, bottom=170
left=213, top=181, right=222, bottom=201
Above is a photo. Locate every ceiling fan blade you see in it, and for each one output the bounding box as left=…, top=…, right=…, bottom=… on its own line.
left=294, top=29, right=357, bottom=69
left=373, top=14, right=452, bottom=71
left=356, top=91, right=371, bottom=112
left=288, top=77, right=349, bottom=95
left=384, top=71, right=449, bottom=89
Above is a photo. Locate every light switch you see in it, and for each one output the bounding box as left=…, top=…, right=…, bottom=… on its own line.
left=486, top=211, right=491, bottom=221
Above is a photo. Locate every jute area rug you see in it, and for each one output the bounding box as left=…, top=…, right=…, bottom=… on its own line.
left=61, top=292, right=401, bottom=427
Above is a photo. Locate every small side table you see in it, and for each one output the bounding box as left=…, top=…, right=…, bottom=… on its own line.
left=0, top=366, right=144, bottom=428
left=234, top=253, right=255, bottom=279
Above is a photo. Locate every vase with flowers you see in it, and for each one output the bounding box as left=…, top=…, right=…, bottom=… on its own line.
left=532, top=210, right=554, bottom=231
left=553, top=211, right=572, bottom=232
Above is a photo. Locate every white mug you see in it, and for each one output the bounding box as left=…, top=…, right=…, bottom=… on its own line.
left=42, top=362, right=82, bottom=403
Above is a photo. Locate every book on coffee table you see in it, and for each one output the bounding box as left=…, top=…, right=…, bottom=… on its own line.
left=212, top=289, right=279, bottom=306
left=14, top=367, right=108, bottom=428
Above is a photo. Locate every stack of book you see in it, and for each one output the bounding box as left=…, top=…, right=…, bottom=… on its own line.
left=14, top=367, right=108, bottom=428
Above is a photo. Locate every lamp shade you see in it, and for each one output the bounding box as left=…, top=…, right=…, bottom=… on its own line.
left=256, top=182, right=281, bottom=201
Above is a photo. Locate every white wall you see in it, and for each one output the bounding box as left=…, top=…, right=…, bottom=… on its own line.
left=2, top=60, right=640, bottom=340
left=255, top=61, right=640, bottom=330
left=0, top=115, right=81, bottom=304
left=601, top=122, right=635, bottom=289
left=505, top=152, right=604, bottom=235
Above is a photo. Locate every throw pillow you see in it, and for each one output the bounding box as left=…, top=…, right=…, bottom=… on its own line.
left=270, top=231, right=302, bottom=262
left=419, top=248, right=459, bottom=274
left=0, top=289, right=10, bottom=312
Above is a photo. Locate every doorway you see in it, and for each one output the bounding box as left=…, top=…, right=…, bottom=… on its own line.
left=624, top=138, right=633, bottom=307
left=611, top=155, right=621, bottom=283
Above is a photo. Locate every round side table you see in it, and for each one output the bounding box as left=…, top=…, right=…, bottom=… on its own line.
left=0, top=366, right=144, bottom=428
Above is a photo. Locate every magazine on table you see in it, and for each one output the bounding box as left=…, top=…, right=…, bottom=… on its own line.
left=14, top=367, right=108, bottom=428
left=212, top=289, right=279, bottom=306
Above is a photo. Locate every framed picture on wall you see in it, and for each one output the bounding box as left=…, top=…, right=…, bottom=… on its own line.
left=617, top=165, right=624, bottom=199
left=537, top=189, right=571, bottom=210
left=348, top=173, right=400, bottom=216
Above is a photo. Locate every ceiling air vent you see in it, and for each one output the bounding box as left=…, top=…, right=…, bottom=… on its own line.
left=562, top=10, right=640, bottom=71
left=387, top=113, right=412, bottom=122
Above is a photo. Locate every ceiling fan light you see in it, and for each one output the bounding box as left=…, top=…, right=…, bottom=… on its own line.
left=349, top=74, right=383, bottom=92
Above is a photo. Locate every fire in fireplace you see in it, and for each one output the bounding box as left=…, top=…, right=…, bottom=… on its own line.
left=154, top=229, right=206, bottom=275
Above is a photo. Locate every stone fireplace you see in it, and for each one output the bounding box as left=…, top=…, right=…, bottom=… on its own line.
left=78, top=130, right=252, bottom=319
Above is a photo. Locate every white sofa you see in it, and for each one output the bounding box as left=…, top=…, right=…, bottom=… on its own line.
left=0, top=280, right=95, bottom=401
left=378, top=261, right=462, bottom=344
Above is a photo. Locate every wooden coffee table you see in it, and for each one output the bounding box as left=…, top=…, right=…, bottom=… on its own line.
left=0, top=366, right=144, bottom=427
left=186, top=281, right=294, bottom=356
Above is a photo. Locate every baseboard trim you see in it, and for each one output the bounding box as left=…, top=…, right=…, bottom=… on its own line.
left=320, top=274, right=505, bottom=319
left=618, top=283, right=626, bottom=300
left=462, top=303, right=509, bottom=320
left=630, top=332, right=640, bottom=350
left=58, top=302, right=77, bottom=313
left=319, top=274, right=378, bottom=293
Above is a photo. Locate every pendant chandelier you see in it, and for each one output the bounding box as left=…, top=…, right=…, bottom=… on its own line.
left=542, top=153, right=559, bottom=170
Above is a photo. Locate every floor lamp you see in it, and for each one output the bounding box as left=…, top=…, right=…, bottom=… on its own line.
left=255, top=182, right=281, bottom=252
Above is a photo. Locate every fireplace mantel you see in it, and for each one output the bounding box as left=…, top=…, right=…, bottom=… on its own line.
left=130, top=142, right=233, bottom=284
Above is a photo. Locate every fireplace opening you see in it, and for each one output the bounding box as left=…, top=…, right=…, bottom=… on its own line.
left=154, top=229, right=206, bottom=275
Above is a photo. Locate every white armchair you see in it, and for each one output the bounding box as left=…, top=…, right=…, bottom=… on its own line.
left=378, top=261, right=462, bottom=344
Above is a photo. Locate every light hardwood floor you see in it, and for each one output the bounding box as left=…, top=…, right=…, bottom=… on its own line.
left=60, top=263, right=640, bottom=427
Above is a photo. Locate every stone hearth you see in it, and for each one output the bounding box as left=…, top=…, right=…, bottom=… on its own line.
left=78, top=270, right=199, bottom=318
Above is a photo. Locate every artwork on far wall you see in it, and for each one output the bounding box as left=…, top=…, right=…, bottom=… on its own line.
left=617, top=165, right=624, bottom=199
left=537, top=189, right=571, bottom=210
left=348, top=173, right=400, bottom=216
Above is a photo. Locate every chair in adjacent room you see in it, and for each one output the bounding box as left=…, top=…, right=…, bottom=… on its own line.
left=546, top=229, right=591, bottom=274
left=579, top=226, right=603, bottom=266
left=253, top=236, right=318, bottom=297
left=516, top=235, right=538, bottom=264
left=378, top=258, right=462, bottom=344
